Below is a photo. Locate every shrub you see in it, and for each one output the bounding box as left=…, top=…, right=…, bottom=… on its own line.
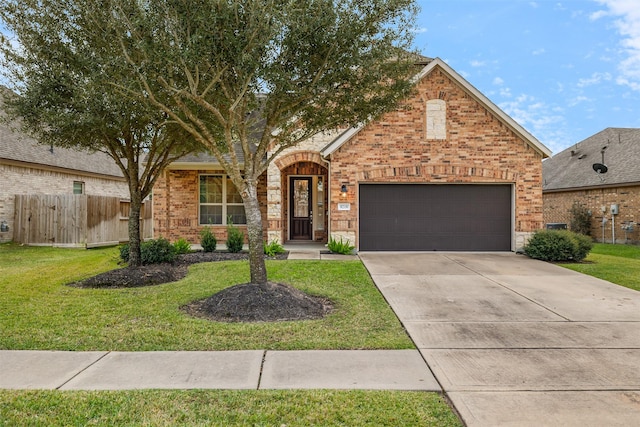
left=173, top=238, right=192, bottom=255
left=119, top=244, right=130, bottom=263
left=327, top=236, right=355, bottom=255
left=199, top=228, right=217, bottom=252
left=264, top=240, right=286, bottom=257
left=569, top=202, right=592, bottom=236
left=119, top=237, right=177, bottom=265
left=226, top=219, right=244, bottom=253
left=140, top=237, right=177, bottom=264
left=524, top=230, right=593, bottom=262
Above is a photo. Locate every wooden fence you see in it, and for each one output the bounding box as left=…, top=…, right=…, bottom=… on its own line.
left=13, top=194, right=152, bottom=248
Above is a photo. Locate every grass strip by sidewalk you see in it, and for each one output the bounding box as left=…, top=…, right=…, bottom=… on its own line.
left=0, top=243, right=413, bottom=351
left=0, top=389, right=462, bottom=426
left=560, top=243, right=640, bottom=292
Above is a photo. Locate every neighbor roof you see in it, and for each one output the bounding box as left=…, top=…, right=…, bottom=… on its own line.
left=321, top=57, right=552, bottom=158
left=543, top=128, right=640, bottom=192
left=0, top=89, right=124, bottom=179
left=0, top=125, right=125, bottom=179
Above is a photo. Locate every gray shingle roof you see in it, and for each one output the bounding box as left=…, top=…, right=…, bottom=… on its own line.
left=543, top=128, right=640, bottom=191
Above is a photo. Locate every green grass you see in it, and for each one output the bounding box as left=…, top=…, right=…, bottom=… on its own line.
left=0, top=243, right=462, bottom=426
left=0, top=242, right=413, bottom=350
left=560, top=243, right=640, bottom=291
left=0, top=390, right=462, bottom=426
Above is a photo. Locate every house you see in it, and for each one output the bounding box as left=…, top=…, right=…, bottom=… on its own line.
left=0, top=97, right=129, bottom=243
left=152, top=57, right=551, bottom=251
left=543, top=128, right=640, bottom=244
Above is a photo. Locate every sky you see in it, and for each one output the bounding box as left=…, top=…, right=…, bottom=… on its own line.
left=413, top=0, right=640, bottom=155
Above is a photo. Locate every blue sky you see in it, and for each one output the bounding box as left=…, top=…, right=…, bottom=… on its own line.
left=413, top=0, right=640, bottom=154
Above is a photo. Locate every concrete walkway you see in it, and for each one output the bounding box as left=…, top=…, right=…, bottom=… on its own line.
left=0, top=349, right=438, bottom=391
left=360, top=252, right=640, bottom=427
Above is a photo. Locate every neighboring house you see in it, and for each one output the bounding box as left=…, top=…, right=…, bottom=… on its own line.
left=543, top=128, right=640, bottom=244
left=153, top=57, right=551, bottom=251
left=0, top=102, right=129, bottom=243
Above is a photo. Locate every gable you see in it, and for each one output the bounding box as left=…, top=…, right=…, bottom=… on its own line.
left=322, top=57, right=551, bottom=159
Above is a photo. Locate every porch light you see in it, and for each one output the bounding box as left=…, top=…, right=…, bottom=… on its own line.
left=340, top=184, right=348, bottom=197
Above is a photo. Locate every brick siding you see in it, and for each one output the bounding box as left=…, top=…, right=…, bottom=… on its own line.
left=328, top=67, right=545, bottom=248
left=544, top=186, right=640, bottom=244
left=152, top=169, right=268, bottom=244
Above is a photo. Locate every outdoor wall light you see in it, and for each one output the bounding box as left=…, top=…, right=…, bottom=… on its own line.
left=340, top=184, right=348, bottom=197
left=0, top=221, right=8, bottom=233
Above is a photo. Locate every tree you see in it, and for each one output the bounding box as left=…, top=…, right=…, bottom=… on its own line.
left=0, top=1, right=201, bottom=266
left=2, top=0, right=419, bottom=284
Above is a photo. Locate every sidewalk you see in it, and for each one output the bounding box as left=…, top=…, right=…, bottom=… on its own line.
left=0, top=350, right=439, bottom=391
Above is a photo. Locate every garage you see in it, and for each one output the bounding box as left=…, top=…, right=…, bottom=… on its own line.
left=359, top=184, right=512, bottom=251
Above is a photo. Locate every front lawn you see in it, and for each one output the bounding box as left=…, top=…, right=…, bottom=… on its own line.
left=0, top=243, right=413, bottom=350
left=0, top=389, right=462, bottom=426
left=0, top=244, right=463, bottom=426
left=560, top=243, right=640, bottom=291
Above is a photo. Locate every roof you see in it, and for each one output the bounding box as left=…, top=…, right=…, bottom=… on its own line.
left=0, top=91, right=124, bottom=179
left=321, top=57, right=552, bottom=158
left=0, top=127, right=125, bottom=179
left=543, top=128, right=640, bottom=192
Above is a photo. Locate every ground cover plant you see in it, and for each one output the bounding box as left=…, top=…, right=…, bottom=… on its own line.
left=0, top=243, right=413, bottom=351
left=560, top=243, right=640, bottom=292
left=0, top=390, right=463, bottom=426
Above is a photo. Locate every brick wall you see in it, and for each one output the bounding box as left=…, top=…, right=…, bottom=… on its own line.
left=153, top=169, right=268, bottom=244
left=0, top=163, right=128, bottom=242
left=328, top=66, right=545, bottom=248
left=543, top=186, right=640, bottom=244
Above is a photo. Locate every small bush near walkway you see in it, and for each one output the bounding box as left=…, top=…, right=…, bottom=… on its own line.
left=524, top=230, right=593, bottom=262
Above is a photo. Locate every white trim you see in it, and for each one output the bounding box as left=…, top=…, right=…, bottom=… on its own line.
left=321, top=57, right=552, bottom=158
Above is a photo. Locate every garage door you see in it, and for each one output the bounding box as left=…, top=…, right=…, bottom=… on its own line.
left=359, top=184, right=512, bottom=251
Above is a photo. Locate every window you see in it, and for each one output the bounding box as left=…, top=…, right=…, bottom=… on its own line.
left=73, top=181, right=84, bottom=194
left=199, top=175, right=246, bottom=225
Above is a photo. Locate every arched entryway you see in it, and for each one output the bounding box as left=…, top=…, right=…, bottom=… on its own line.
left=281, top=161, right=328, bottom=242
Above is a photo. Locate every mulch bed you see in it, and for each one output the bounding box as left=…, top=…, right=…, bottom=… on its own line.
left=68, top=250, right=333, bottom=322
left=69, top=251, right=288, bottom=289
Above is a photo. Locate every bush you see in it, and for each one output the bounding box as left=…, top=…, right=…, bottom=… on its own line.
left=173, top=238, right=192, bottom=255
left=570, top=202, right=592, bottom=236
left=264, top=240, right=286, bottom=257
left=119, top=237, right=177, bottom=265
left=524, top=230, right=593, bottom=262
left=226, top=220, right=244, bottom=253
left=327, top=236, right=355, bottom=255
left=199, top=228, right=217, bottom=252
left=119, top=244, right=130, bottom=263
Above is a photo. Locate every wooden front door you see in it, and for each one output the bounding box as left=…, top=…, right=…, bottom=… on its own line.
left=290, top=177, right=312, bottom=240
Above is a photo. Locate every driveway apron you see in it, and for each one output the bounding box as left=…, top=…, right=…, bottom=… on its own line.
left=360, top=252, right=640, bottom=427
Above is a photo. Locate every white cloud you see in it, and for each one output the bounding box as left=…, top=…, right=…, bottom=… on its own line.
left=593, top=0, right=640, bottom=91
left=493, top=77, right=504, bottom=85
left=412, top=27, right=427, bottom=34
left=568, top=96, right=591, bottom=107
left=532, top=48, right=546, bottom=56
left=577, top=72, right=612, bottom=87
left=470, top=60, right=486, bottom=68
left=499, top=94, right=565, bottom=151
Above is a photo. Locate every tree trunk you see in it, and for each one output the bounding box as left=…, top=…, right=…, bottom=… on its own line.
left=243, top=179, right=267, bottom=284
left=127, top=187, right=143, bottom=267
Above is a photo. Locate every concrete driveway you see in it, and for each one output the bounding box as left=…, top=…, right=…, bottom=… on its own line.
left=359, top=252, right=640, bottom=427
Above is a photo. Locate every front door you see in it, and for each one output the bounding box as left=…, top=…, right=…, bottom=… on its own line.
left=290, top=177, right=312, bottom=240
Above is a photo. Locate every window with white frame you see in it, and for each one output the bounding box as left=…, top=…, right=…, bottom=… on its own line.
left=73, top=181, right=84, bottom=194
left=199, top=175, right=246, bottom=225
